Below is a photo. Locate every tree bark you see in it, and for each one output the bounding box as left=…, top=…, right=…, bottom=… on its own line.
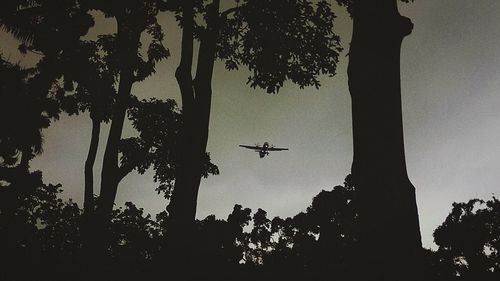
left=347, top=0, right=422, bottom=280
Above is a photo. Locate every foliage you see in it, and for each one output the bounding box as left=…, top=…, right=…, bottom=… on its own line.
left=433, top=198, right=500, bottom=281
left=0, top=0, right=93, bottom=48
left=0, top=57, right=60, bottom=169
left=58, top=40, right=116, bottom=122
left=0, top=0, right=95, bottom=169
left=58, top=0, right=169, bottom=122
left=216, top=0, right=342, bottom=93
left=109, top=202, right=158, bottom=262
left=2, top=1, right=495, bottom=281
left=84, top=0, right=170, bottom=81
left=121, top=97, right=219, bottom=198
left=1, top=174, right=499, bottom=280
left=163, top=0, right=344, bottom=93
left=0, top=179, right=82, bottom=280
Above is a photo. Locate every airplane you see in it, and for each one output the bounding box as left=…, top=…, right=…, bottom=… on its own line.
left=239, top=142, right=289, bottom=158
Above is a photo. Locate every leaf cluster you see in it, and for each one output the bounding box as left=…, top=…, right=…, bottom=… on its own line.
left=85, top=0, right=170, bottom=82
left=1, top=0, right=94, bottom=55
left=0, top=57, right=60, bottom=167
left=218, top=0, right=343, bottom=93
left=120, top=98, right=218, bottom=198
left=58, top=40, right=117, bottom=122
left=433, top=198, right=500, bottom=279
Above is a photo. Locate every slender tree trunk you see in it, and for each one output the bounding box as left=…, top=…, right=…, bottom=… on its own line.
left=165, top=0, right=220, bottom=276
left=80, top=117, right=100, bottom=280
left=347, top=1, right=422, bottom=280
left=96, top=18, right=139, bottom=220
left=167, top=0, right=196, bottom=244
left=84, top=117, right=100, bottom=215
left=19, top=146, right=31, bottom=171
left=95, top=69, right=134, bottom=225
left=89, top=20, right=140, bottom=272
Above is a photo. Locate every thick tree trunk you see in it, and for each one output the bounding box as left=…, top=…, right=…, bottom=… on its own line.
left=165, top=0, right=220, bottom=277
left=347, top=1, right=422, bottom=280
left=168, top=25, right=218, bottom=233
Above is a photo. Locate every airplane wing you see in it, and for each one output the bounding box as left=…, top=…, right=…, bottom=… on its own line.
left=267, top=147, right=289, bottom=151
left=239, top=145, right=261, bottom=151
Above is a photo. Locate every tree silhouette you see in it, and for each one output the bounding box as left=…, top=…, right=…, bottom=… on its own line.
left=124, top=97, right=219, bottom=198
left=0, top=0, right=94, bottom=221
left=0, top=56, right=62, bottom=245
left=2, top=2, right=222, bottom=273
left=0, top=58, right=55, bottom=171
left=0, top=6, right=82, bottom=273
left=433, top=198, right=500, bottom=281
left=4, top=2, right=496, bottom=281
left=0, top=0, right=93, bottom=171
left=75, top=0, right=170, bottom=261
left=336, top=1, right=423, bottom=280
left=163, top=1, right=343, bottom=267
left=1, top=167, right=498, bottom=281
left=0, top=181, right=82, bottom=281
left=59, top=39, right=116, bottom=217
left=243, top=179, right=357, bottom=281
left=107, top=202, right=158, bottom=280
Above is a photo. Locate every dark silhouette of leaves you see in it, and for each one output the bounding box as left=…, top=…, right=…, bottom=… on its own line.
left=433, top=198, right=500, bottom=280
left=218, top=0, right=342, bottom=93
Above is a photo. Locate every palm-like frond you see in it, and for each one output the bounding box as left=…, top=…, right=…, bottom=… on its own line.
left=1, top=19, right=36, bottom=44
left=0, top=3, right=44, bottom=44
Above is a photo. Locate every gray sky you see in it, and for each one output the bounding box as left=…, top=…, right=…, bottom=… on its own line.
left=3, top=0, right=500, bottom=249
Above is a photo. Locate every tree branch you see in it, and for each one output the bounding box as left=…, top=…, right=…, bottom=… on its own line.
left=194, top=0, right=220, bottom=87
left=117, top=162, right=135, bottom=181
left=220, top=6, right=239, bottom=18
left=157, top=0, right=178, bottom=12
left=175, top=0, right=195, bottom=111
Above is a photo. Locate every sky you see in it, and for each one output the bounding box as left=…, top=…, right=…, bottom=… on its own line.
left=2, top=0, right=500, bottom=249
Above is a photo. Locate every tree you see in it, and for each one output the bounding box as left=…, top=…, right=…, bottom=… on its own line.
left=247, top=179, right=357, bottom=281
left=123, top=96, right=219, bottom=199
left=78, top=0, right=170, bottom=256
left=0, top=58, right=57, bottom=172
left=59, top=39, right=116, bottom=217
left=2, top=1, right=218, bottom=266
left=108, top=202, right=158, bottom=280
left=0, top=0, right=104, bottom=221
left=0, top=0, right=92, bottom=173
left=2, top=1, right=426, bottom=279
left=164, top=0, right=343, bottom=263
left=0, top=181, right=82, bottom=281
left=0, top=52, right=69, bottom=235
left=338, top=0, right=422, bottom=280
left=433, top=198, right=500, bottom=281
left=1, top=5, right=100, bottom=276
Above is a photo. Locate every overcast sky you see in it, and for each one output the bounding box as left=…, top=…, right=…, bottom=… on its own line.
left=2, top=0, right=500, bottom=249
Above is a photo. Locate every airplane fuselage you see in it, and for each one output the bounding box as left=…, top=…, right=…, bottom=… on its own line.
left=259, top=142, right=270, bottom=158
left=239, top=142, right=288, bottom=159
